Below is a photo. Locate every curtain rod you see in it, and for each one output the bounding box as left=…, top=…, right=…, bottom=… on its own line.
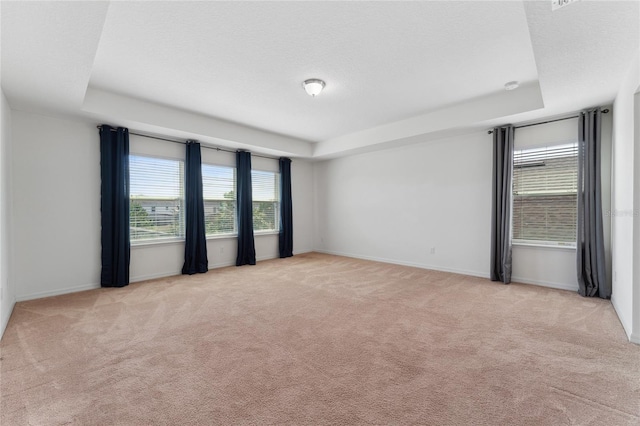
left=486, top=108, right=609, bottom=134
left=96, top=125, right=280, bottom=160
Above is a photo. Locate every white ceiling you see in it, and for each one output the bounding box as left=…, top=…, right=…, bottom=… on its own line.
left=1, top=1, right=639, bottom=159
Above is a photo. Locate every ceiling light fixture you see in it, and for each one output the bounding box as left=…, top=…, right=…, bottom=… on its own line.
left=504, top=81, right=520, bottom=91
left=303, top=79, right=326, bottom=97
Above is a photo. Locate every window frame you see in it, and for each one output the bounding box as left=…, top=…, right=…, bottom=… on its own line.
left=202, top=161, right=238, bottom=238
left=129, top=153, right=186, bottom=246
left=200, top=164, right=282, bottom=239
left=129, top=154, right=282, bottom=244
left=251, top=168, right=281, bottom=235
left=511, top=141, right=578, bottom=248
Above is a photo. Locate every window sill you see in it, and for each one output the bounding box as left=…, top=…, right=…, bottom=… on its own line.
left=132, top=231, right=280, bottom=246
left=131, top=238, right=185, bottom=248
left=205, top=231, right=279, bottom=240
left=512, top=241, right=576, bottom=251
left=206, top=233, right=236, bottom=241
left=255, top=230, right=279, bottom=237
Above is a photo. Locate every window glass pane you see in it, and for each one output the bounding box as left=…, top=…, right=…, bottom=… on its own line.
left=512, top=143, right=577, bottom=245
left=202, top=164, right=236, bottom=236
left=130, top=155, right=184, bottom=241
left=252, top=170, right=279, bottom=232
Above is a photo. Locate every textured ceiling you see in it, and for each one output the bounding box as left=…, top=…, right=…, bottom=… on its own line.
left=89, top=1, right=538, bottom=142
left=1, top=1, right=639, bottom=158
left=524, top=0, right=640, bottom=117
left=1, top=1, right=108, bottom=115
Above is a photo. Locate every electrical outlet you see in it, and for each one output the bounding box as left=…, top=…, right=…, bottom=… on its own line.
left=430, top=247, right=436, bottom=255
left=220, top=247, right=224, bottom=254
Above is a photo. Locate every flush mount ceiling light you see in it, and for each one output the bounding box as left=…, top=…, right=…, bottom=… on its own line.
left=303, top=79, right=326, bottom=97
left=504, top=81, right=520, bottom=91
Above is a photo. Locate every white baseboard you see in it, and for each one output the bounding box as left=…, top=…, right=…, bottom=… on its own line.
left=16, top=283, right=101, bottom=302
left=510, top=276, right=579, bottom=292
left=314, top=249, right=584, bottom=293
left=610, top=294, right=633, bottom=341
left=630, top=332, right=640, bottom=345
left=294, top=248, right=313, bottom=255
left=1, top=297, right=16, bottom=341
left=131, top=251, right=299, bottom=283
left=17, top=252, right=299, bottom=301
left=313, top=248, right=490, bottom=279
left=130, top=270, right=183, bottom=283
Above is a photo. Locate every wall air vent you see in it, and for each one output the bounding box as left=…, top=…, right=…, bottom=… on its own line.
left=552, top=0, right=579, bottom=11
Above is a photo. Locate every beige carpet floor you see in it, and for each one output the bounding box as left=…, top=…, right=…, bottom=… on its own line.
left=1, top=252, right=639, bottom=425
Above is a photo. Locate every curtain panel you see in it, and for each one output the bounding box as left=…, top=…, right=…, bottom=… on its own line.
left=577, top=108, right=609, bottom=298
left=182, top=141, right=208, bottom=275
left=236, top=150, right=256, bottom=266
left=490, top=125, right=514, bottom=284
left=99, top=125, right=130, bottom=288
left=279, top=157, right=294, bottom=258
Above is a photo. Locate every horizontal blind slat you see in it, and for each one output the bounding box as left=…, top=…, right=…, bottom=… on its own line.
left=251, top=170, right=280, bottom=232
left=512, top=142, right=578, bottom=244
left=130, top=155, right=185, bottom=241
left=202, top=163, right=236, bottom=235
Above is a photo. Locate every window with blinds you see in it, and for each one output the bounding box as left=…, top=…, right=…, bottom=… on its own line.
left=202, top=164, right=236, bottom=236
left=130, top=155, right=185, bottom=242
left=252, top=170, right=280, bottom=232
left=512, top=142, right=578, bottom=246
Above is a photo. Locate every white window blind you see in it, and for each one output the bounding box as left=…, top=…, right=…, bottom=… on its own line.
left=130, top=155, right=184, bottom=242
left=251, top=170, right=280, bottom=232
left=512, top=142, right=578, bottom=246
left=202, top=164, right=236, bottom=236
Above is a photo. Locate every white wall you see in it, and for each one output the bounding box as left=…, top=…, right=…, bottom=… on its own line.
left=634, top=89, right=640, bottom=344
left=511, top=246, right=578, bottom=291
left=291, top=159, right=314, bottom=254
left=313, top=118, right=610, bottom=291
left=12, top=111, right=101, bottom=300
left=11, top=111, right=314, bottom=298
left=313, top=131, right=493, bottom=277
left=1, top=89, right=15, bottom=339
left=611, top=50, right=639, bottom=341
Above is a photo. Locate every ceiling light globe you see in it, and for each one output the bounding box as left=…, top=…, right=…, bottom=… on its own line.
left=303, top=79, right=326, bottom=97
left=504, top=81, right=520, bottom=91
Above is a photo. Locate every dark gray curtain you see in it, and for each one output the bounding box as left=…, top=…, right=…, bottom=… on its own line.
left=236, top=150, right=256, bottom=266
left=279, top=157, right=293, bottom=258
left=490, top=125, right=514, bottom=284
left=182, top=141, right=208, bottom=275
left=577, top=108, right=609, bottom=298
left=99, top=125, right=130, bottom=288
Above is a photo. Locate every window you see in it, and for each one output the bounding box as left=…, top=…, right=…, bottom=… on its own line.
left=512, top=142, right=578, bottom=246
left=130, top=155, right=184, bottom=242
left=252, top=170, right=280, bottom=232
left=202, top=164, right=236, bottom=236
left=202, top=166, right=280, bottom=235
